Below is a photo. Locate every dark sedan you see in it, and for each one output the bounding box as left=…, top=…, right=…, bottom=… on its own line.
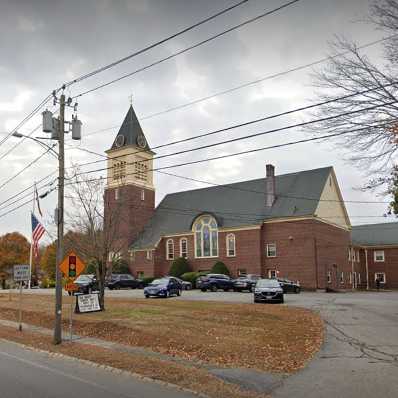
left=107, top=274, right=143, bottom=290
left=144, top=277, right=182, bottom=298
left=197, top=274, right=235, bottom=292
left=254, top=279, right=284, bottom=303
left=233, top=274, right=261, bottom=292
left=277, top=278, right=301, bottom=293
left=74, top=274, right=98, bottom=295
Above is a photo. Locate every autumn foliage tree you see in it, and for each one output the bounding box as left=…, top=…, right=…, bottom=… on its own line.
left=0, top=232, right=30, bottom=273
left=40, top=242, right=56, bottom=280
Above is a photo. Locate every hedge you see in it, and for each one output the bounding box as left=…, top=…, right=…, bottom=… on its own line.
left=211, top=261, right=230, bottom=276
left=169, top=257, right=191, bottom=277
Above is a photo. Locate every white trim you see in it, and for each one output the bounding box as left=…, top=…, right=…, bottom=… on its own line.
left=374, top=250, right=385, bottom=262
left=166, top=239, right=174, bottom=260
left=226, top=233, right=236, bottom=257
left=180, top=237, right=188, bottom=259
left=374, top=272, right=386, bottom=283
left=266, top=243, right=277, bottom=258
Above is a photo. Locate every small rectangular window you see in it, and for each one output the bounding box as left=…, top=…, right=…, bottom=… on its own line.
left=268, top=269, right=277, bottom=279
left=374, top=250, right=385, bottom=262
left=266, top=243, right=276, bottom=258
left=358, top=273, right=361, bottom=285
left=146, top=250, right=152, bottom=260
left=141, top=190, right=145, bottom=201
left=349, top=272, right=352, bottom=284
left=375, top=272, right=386, bottom=283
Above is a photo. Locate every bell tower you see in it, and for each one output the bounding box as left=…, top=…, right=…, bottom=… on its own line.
left=104, top=105, right=155, bottom=257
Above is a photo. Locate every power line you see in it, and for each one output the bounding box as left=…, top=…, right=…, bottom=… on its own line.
left=0, top=94, right=52, bottom=149
left=72, top=101, right=398, bottom=177
left=84, top=33, right=398, bottom=138
left=0, top=146, right=55, bottom=192
left=74, top=81, right=398, bottom=170
left=72, top=0, right=302, bottom=99
left=62, top=0, right=250, bottom=88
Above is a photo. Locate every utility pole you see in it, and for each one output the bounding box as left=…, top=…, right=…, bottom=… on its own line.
left=54, top=93, right=65, bottom=345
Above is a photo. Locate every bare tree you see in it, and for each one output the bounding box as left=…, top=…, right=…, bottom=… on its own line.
left=310, top=0, right=398, bottom=192
left=64, top=169, right=124, bottom=310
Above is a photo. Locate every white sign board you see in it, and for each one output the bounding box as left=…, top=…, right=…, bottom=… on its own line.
left=77, top=293, right=101, bottom=313
left=13, top=264, right=30, bottom=282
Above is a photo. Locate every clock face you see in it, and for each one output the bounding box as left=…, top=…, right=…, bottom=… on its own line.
left=115, top=134, right=125, bottom=148
left=136, top=134, right=146, bottom=148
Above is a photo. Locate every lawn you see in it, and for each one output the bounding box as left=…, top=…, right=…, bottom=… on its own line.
left=0, top=293, right=323, bottom=374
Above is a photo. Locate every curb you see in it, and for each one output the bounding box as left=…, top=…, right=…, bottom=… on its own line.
left=0, top=338, right=209, bottom=398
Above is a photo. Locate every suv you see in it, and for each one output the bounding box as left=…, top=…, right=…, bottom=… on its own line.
left=254, top=279, right=284, bottom=303
left=107, top=274, right=143, bottom=290
left=277, top=278, right=301, bottom=293
left=233, top=274, right=261, bottom=292
left=197, top=274, right=234, bottom=292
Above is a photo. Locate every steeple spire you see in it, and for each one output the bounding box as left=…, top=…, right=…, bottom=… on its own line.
left=109, top=105, right=150, bottom=151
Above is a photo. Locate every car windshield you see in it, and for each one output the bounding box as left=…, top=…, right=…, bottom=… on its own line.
left=75, top=275, right=93, bottom=283
left=256, top=279, right=281, bottom=288
left=150, top=278, right=169, bottom=286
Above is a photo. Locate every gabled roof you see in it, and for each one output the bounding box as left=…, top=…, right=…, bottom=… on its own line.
left=131, top=166, right=333, bottom=250
left=109, top=105, right=150, bottom=151
left=352, top=222, right=398, bottom=246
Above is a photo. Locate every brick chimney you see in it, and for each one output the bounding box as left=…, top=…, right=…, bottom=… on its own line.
left=265, top=164, right=276, bottom=207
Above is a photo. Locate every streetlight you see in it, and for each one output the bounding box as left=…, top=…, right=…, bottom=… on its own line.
left=12, top=132, right=58, bottom=158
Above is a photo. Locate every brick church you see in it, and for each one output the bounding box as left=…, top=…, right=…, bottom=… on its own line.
left=104, top=106, right=398, bottom=290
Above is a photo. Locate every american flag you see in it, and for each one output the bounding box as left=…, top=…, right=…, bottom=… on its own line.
left=31, top=213, right=45, bottom=259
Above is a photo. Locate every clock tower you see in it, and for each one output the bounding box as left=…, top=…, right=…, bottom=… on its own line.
left=104, top=105, right=155, bottom=259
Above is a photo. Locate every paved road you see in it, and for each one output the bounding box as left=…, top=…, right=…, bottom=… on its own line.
left=2, top=288, right=398, bottom=397
left=0, top=339, right=196, bottom=398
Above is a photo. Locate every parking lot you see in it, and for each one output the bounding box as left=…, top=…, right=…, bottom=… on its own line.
left=4, top=288, right=398, bottom=397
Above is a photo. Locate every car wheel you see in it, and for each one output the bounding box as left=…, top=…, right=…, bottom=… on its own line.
left=165, top=291, right=169, bottom=298
left=250, top=286, right=255, bottom=293
left=177, top=289, right=181, bottom=296
left=280, top=297, right=284, bottom=304
left=254, top=299, right=260, bottom=303
left=145, top=294, right=150, bottom=299
left=295, top=287, right=300, bottom=294
left=223, top=288, right=229, bottom=292
left=201, top=288, right=207, bottom=292
left=211, top=285, right=218, bottom=292
left=67, top=291, right=72, bottom=296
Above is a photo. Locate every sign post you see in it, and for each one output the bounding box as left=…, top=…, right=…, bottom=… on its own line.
left=13, top=264, right=30, bottom=332
left=59, top=252, right=85, bottom=341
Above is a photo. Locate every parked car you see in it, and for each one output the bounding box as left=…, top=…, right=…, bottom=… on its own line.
left=233, top=274, right=261, bottom=292
left=277, top=278, right=301, bottom=293
left=173, top=277, right=192, bottom=290
left=196, top=274, right=235, bottom=292
left=144, top=277, right=182, bottom=298
left=106, top=274, right=143, bottom=290
left=254, top=278, right=284, bottom=303
left=74, top=274, right=98, bottom=295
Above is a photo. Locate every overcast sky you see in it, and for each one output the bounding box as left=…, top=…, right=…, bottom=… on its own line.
left=0, top=0, right=394, bottom=240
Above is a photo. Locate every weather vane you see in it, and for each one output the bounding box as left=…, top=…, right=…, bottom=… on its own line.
left=128, top=94, right=133, bottom=106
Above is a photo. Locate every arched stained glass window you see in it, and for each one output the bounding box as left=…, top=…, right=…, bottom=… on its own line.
left=193, top=216, right=218, bottom=258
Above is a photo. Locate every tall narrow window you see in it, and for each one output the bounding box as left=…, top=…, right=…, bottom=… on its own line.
left=340, top=272, right=344, bottom=284
left=141, top=190, right=145, bottom=201
left=180, top=238, right=188, bottom=258
left=327, top=271, right=331, bottom=284
left=166, top=239, right=174, bottom=260
left=266, top=243, right=276, bottom=257
left=226, top=233, right=236, bottom=257
left=146, top=250, right=152, bottom=260
left=115, top=188, right=120, bottom=200
left=193, top=216, right=218, bottom=258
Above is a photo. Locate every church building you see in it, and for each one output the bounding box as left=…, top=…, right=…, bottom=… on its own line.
left=104, top=106, right=360, bottom=290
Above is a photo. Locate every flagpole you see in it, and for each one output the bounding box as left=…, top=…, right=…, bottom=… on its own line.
left=28, top=182, right=36, bottom=289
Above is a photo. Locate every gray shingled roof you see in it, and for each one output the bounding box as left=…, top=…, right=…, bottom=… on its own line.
left=110, top=106, right=151, bottom=151
left=131, top=166, right=333, bottom=249
left=352, top=222, right=398, bottom=246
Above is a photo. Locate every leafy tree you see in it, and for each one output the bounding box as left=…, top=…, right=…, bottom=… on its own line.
left=169, top=257, right=191, bottom=277
left=310, top=0, right=398, bottom=211
left=0, top=232, right=30, bottom=272
left=40, top=242, right=56, bottom=279
left=387, top=165, right=398, bottom=216
left=211, top=261, right=230, bottom=276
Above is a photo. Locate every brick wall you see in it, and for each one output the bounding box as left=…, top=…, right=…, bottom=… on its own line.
left=104, top=184, right=155, bottom=256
